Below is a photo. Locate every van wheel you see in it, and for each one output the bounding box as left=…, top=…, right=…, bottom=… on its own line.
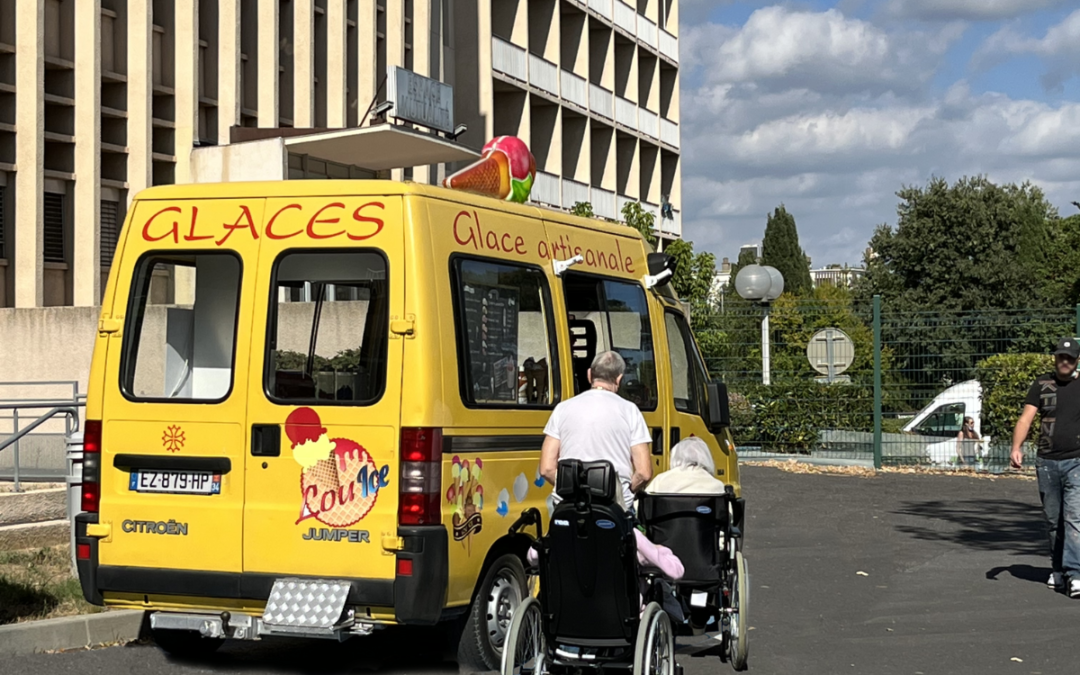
left=152, top=628, right=225, bottom=658
left=458, top=554, right=527, bottom=672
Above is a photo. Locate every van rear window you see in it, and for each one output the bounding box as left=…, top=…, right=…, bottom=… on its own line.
left=265, top=250, right=389, bottom=405
left=121, top=253, right=242, bottom=402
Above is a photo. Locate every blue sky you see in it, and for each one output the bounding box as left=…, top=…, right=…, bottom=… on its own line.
left=677, top=0, right=1080, bottom=267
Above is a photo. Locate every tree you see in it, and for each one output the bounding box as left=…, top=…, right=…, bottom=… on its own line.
left=664, top=238, right=716, bottom=306
left=855, top=176, right=1063, bottom=387
left=762, top=205, right=813, bottom=296
left=621, top=202, right=657, bottom=248
left=570, top=201, right=594, bottom=219
left=856, top=176, right=1058, bottom=312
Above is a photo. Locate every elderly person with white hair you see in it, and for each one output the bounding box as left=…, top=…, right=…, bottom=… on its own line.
left=645, top=436, right=726, bottom=495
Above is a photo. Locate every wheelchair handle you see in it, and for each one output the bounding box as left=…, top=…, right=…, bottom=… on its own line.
left=508, top=507, right=544, bottom=539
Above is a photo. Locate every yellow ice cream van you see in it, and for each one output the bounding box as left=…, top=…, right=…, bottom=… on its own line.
left=74, top=180, right=739, bottom=667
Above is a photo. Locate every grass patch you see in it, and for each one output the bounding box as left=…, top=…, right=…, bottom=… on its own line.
left=0, top=544, right=103, bottom=625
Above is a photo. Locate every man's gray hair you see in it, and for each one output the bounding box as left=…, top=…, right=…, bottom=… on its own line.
left=590, top=351, right=626, bottom=384
left=670, top=437, right=716, bottom=476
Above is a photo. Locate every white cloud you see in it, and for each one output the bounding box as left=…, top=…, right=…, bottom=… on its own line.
left=887, top=0, right=1071, bottom=21
left=975, top=9, right=1080, bottom=89
left=685, top=7, right=960, bottom=96
left=674, top=5, right=1080, bottom=267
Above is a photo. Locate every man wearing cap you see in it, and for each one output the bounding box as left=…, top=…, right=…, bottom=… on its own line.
left=1012, top=337, right=1080, bottom=596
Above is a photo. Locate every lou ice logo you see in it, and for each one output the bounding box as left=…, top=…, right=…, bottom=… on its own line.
left=288, top=408, right=390, bottom=528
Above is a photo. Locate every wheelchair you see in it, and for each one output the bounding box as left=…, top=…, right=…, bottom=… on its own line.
left=637, top=487, right=748, bottom=671
left=503, top=460, right=677, bottom=675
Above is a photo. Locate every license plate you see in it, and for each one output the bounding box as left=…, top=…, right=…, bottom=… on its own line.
left=129, top=471, right=221, bottom=495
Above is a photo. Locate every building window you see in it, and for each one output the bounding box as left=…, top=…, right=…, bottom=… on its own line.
left=452, top=258, right=559, bottom=408
left=43, top=192, right=66, bottom=263
left=100, top=200, right=120, bottom=270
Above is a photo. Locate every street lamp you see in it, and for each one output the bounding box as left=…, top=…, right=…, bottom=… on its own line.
left=734, top=264, right=784, bottom=385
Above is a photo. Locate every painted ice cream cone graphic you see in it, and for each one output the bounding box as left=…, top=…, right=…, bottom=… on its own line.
left=445, top=151, right=512, bottom=199
left=443, top=136, right=536, bottom=203
left=287, top=407, right=386, bottom=528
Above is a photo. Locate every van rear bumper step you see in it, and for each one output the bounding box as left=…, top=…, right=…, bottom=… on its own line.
left=97, top=566, right=395, bottom=606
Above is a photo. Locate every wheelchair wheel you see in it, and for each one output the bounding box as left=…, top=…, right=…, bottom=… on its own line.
left=728, top=551, right=749, bottom=671
left=633, top=602, right=674, bottom=675
left=501, top=596, right=546, bottom=675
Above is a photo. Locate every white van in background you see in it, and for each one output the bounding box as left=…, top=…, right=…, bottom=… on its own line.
left=902, top=380, right=987, bottom=465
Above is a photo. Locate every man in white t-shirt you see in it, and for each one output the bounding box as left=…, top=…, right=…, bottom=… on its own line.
left=540, top=351, right=653, bottom=509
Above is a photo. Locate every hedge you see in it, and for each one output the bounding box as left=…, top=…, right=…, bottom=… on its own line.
left=975, top=353, right=1054, bottom=441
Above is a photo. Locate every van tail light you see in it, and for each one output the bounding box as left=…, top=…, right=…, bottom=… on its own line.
left=81, top=420, right=102, bottom=513
left=398, top=427, right=442, bottom=526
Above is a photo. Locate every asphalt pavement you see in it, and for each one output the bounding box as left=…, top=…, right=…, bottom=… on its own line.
left=4, top=465, right=1073, bottom=675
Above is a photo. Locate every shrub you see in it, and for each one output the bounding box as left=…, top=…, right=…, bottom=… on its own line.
left=730, top=378, right=875, bottom=452
left=976, top=353, right=1053, bottom=440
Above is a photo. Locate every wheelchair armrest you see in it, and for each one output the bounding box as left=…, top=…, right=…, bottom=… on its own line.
left=730, top=526, right=742, bottom=540
left=508, top=507, right=545, bottom=538
left=639, top=565, right=664, bottom=579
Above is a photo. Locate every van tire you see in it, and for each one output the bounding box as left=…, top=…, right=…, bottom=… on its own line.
left=152, top=628, right=225, bottom=658
left=457, top=554, right=527, bottom=672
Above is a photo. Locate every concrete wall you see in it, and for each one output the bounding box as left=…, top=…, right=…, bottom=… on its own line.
left=190, top=139, right=287, bottom=184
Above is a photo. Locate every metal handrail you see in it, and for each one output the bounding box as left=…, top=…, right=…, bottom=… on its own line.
left=0, top=405, right=84, bottom=492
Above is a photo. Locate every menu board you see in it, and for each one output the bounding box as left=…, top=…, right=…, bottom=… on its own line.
left=462, top=283, right=520, bottom=402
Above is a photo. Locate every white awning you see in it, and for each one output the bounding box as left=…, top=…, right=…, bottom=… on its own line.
left=282, top=124, right=479, bottom=171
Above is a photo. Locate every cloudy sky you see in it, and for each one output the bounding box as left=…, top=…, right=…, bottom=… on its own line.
left=677, top=0, right=1080, bottom=268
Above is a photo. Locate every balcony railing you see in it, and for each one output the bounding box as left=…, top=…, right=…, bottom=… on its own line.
left=613, top=1, right=637, bottom=34
left=637, top=16, right=657, bottom=49
left=562, top=178, right=591, bottom=209
left=532, top=171, right=562, bottom=207
left=615, top=96, right=637, bottom=128
left=528, top=53, right=559, bottom=96
left=660, top=117, right=679, bottom=148
left=588, top=0, right=613, bottom=22
left=589, top=83, right=614, bottom=120
left=561, top=70, right=588, bottom=109
left=492, top=37, right=527, bottom=82
left=592, top=188, right=616, bottom=220
left=639, top=108, right=659, bottom=139
left=659, top=30, right=678, bottom=62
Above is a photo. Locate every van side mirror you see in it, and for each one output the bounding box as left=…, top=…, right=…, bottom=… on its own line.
left=646, top=253, right=676, bottom=288
left=704, top=381, right=731, bottom=432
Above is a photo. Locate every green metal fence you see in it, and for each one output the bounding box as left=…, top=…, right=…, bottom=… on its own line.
left=696, top=295, right=1080, bottom=472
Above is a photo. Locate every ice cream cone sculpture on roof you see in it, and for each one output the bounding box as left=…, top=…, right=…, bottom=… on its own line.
left=443, top=136, right=536, bottom=203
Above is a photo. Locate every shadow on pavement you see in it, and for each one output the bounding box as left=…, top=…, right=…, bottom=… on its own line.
left=985, top=564, right=1052, bottom=584
left=150, top=625, right=460, bottom=674
left=892, top=498, right=1044, bottom=556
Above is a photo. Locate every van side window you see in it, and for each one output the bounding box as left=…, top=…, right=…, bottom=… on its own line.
left=265, top=251, right=389, bottom=405
left=665, top=312, right=702, bottom=414
left=121, top=253, right=241, bottom=402
left=452, top=258, right=559, bottom=407
left=562, top=274, right=658, bottom=411
left=912, top=402, right=965, bottom=437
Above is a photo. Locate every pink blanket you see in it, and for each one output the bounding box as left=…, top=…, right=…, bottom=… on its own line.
left=526, top=529, right=684, bottom=580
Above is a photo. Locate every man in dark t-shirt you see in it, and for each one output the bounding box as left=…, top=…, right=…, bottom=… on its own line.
left=1012, top=337, right=1080, bottom=596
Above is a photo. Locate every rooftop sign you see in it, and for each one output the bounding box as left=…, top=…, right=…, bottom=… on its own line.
left=386, top=66, right=454, bottom=135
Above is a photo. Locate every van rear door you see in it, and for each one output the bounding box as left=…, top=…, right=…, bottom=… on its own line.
left=98, top=198, right=263, bottom=578
left=242, top=196, right=404, bottom=584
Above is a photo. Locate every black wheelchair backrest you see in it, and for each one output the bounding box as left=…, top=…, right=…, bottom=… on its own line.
left=555, top=458, right=618, bottom=503
left=638, top=493, right=728, bottom=584
left=541, top=459, right=638, bottom=645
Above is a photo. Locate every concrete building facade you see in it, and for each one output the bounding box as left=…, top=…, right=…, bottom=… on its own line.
left=0, top=0, right=682, bottom=313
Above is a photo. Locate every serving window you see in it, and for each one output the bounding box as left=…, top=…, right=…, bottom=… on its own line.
left=452, top=257, right=559, bottom=408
